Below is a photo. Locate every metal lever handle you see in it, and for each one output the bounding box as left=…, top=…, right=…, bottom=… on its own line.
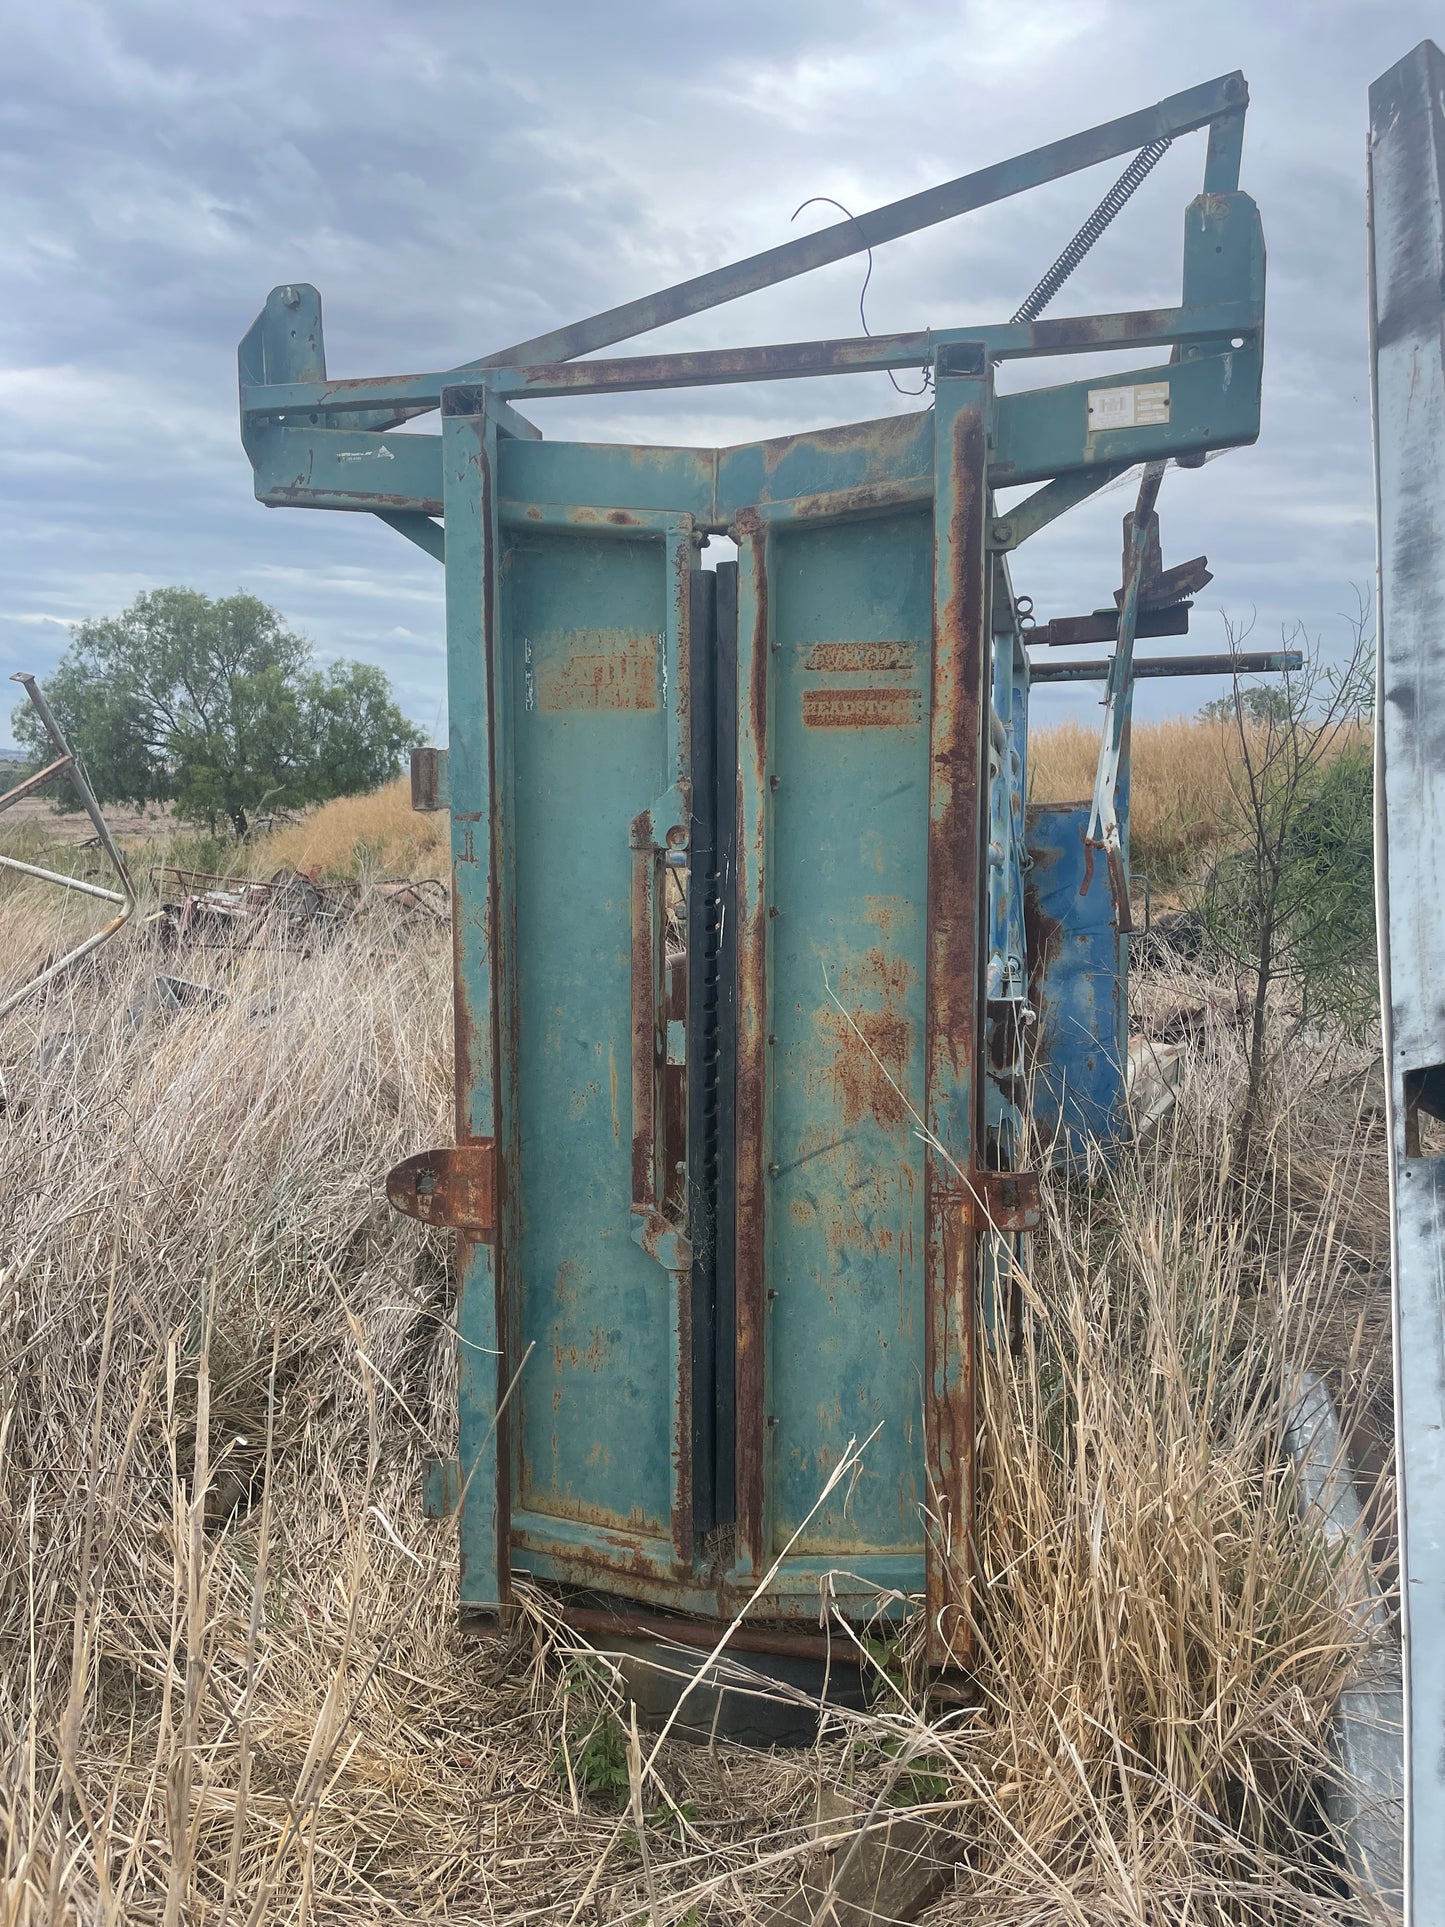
left=629, top=806, right=690, bottom=1274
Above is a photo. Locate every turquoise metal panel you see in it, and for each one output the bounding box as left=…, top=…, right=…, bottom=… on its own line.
left=499, top=521, right=694, bottom=1569
left=717, top=414, right=934, bottom=520
left=249, top=420, right=444, bottom=514
left=498, top=439, right=714, bottom=521
left=762, top=510, right=933, bottom=1564
left=991, top=348, right=1259, bottom=486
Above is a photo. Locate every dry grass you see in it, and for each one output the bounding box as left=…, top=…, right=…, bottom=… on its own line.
left=1028, top=717, right=1373, bottom=888
left=0, top=882, right=1398, bottom=1923
left=251, top=779, right=448, bottom=882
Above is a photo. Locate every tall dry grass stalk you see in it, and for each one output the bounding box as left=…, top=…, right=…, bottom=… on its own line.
left=0, top=888, right=1396, bottom=1923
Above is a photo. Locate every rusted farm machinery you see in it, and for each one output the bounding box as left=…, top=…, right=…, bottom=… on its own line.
left=238, top=76, right=1276, bottom=1673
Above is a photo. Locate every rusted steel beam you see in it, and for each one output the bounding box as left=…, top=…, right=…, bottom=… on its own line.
left=731, top=509, right=772, bottom=1580
left=1084, top=465, right=1166, bottom=933
left=1030, top=647, right=1302, bottom=683
left=1035, top=604, right=1192, bottom=647
left=243, top=302, right=1257, bottom=418
left=923, top=344, right=992, bottom=1669
left=465, top=73, right=1247, bottom=371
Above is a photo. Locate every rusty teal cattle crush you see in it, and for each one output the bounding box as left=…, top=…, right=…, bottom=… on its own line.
left=239, top=74, right=1269, bottom=1669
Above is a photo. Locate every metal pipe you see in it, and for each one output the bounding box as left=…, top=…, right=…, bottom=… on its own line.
left=0, top=754, right=73, bottom=812
left=0, top=854, right=126, bottom=903
left=13, top=676, right=137, bottom=903
left=1030, top=648, right=1303, bottom=684
left=0, top=674, right=138, bottom=1023
left=465, top=73, right=1246, bottom=372
left=241, top=300, right=1259, bottom=418
left=1084, top=463, right=1166, bottom=928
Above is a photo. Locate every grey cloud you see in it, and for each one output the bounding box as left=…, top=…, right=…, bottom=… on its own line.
left=0, top=0, right=1433, bottom=734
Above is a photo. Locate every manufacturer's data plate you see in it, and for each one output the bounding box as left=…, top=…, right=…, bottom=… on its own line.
left=1087, top=381, right=1171, bottom=431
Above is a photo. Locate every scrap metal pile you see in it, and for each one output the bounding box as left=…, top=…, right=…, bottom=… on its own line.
left=146, top=866, right=447, bottom=950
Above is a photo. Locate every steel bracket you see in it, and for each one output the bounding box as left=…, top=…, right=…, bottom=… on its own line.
left=387, top=1141, right=497, bottom=1237
left=956, top=1171, right=1042, bottom=1232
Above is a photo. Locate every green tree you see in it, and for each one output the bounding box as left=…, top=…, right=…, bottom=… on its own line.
left=1193, top=612, right=1376, bottom=1172
left=1196, top=683, right=1292, bottom=728
left=13, top=589, right=423, bottom=837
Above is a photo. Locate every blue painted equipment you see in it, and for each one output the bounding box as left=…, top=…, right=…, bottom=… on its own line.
left=239, top=74, right=1268, bottom=1667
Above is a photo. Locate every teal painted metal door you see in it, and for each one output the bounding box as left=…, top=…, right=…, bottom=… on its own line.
left=749, top=511, right=932, bottom=1571
left=504, top=519, right=696, bottom=1583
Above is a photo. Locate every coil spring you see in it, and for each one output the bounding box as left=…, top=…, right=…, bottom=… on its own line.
left=1012, top=136, right=1174, bottom=326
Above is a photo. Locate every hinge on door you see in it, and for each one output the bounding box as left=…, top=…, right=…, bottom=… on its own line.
left=422, top=1456, right=462, bottom=1519
left=387, top=1140, right=497, bottom=1238
left=952, top=1170, right=1042, bottom=1232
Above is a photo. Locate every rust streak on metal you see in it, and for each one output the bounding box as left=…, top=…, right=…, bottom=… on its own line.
left=630, top=810, right=658, bottom=1209
left=802, top=687, right=923, bottom=729
left=410, top=744, right=447, bottom=812
left=733, top=508, right=770, bottom=1573
left=755, top=413, right=921, bottom=477
left=923, top=373, right=989, bottom=1670
left=557, top=1604, right=866, bottom=1665
left=673, top=1267, right=694, bottom=1566
left=270, top=485, right=446, bottom=516
left=776, top=478, right=931, bottom=522
left=951, top=1170, right=1041, bottom=1232
left=821, top=1006, right=912, bottom=1129
left=511, top=336, right=931, bottom=393
left=1026, top=303, right=1181, bottom=352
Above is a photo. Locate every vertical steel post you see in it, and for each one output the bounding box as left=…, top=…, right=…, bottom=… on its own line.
left=440, top=387, right=509, bottom=1615
left=1369, top=38, right=1445, bottom=1915
left=731, top=509, right=772, bottom=1578
left=925, top=344, right=992, bottom=1666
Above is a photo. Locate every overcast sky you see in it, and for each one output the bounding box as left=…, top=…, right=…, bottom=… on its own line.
left=1, top=0, right=1433, bottom=740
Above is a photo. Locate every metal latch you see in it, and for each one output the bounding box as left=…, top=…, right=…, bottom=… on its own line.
left=387, top=1140, right=497, bottom=1238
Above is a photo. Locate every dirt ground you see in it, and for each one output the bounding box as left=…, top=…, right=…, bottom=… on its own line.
left=0, top=790, right=174, bottom=842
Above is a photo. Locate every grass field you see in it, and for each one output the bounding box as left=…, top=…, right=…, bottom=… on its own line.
left=0, top=724, right=1399, bottom=1923
left=252, top=777, right=448, bottom=881
left=1027, top=715, right=1373, bottom=887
